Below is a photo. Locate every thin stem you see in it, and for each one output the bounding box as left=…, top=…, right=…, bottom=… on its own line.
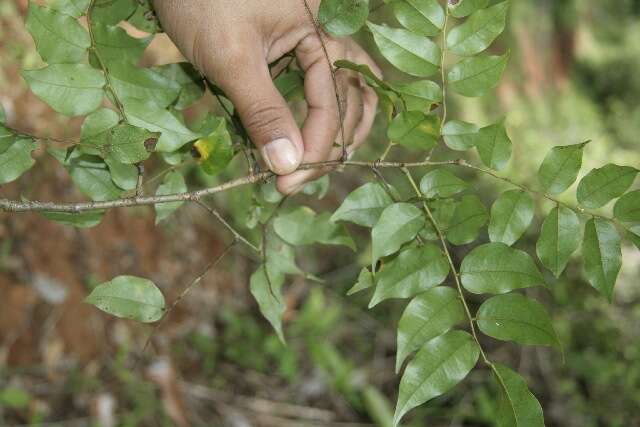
left=401, top=167, right=490, bottom=365
left=439, top=8, right=450, bottom=134
left=193, top=200, right=260, bottom=253
left=139, top=241, right=237, bottom=357
left=301, top=0, right=347, bottom=161
left=87, top=0, right=128, bottom=121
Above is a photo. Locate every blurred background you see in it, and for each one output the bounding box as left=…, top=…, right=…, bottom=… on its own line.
left=1, top=0, right=640, bottom=426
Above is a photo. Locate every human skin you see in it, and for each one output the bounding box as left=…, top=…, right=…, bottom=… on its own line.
left=154, top=0, right=380, bottom=193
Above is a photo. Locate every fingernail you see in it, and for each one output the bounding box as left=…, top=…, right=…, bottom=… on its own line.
left=262, top=138, right=300, bottom=175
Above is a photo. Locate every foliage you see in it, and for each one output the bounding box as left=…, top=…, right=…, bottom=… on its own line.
left=1, top=0, right=639, bottom=426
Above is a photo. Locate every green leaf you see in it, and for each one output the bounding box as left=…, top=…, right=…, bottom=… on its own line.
left=446, top=1, right=510, bottom=56
left=477, top=294, right=560, bottom=348
left=274, top=70, right=305, bottom=101
left=334, top=59, right=389, bottom=90
left=0, top=127, right=16, bottom=155
left=390, top=80, right=442, bottom=111
left=154, top=63, right=206, bottom=110
left=274, top=207, right=355, bottom=249
left=387, top=111, right=440, bottom=151
left=475, top=121, right=512, bottom=171
left=445, top=194, right=488, bottom=245
left=348, top=267, right=374, bottom=296
left=393, top=0, right=445, bottom=37
left=85, top=275, right=165, bottom=323
left=23, top=65, right=106, bottom=117
left=367, top=22, right=441, bottom=77
left=442, top=120, right=479, bottom=151
left=420, top=169, right=469, bottom=198
left=67, top=156, right=123, bottom=201
left=193, top=118, right=234, bottom=176
left=91, top=23, right=151, bottom=65
left=49, top=0, right=91, bottom=18
left=81, top=108, right=119, bottom=141
left=393, top=330, right=480, bottom=427
left=0, top=139, right=38, bottom=184
left=265, top=230, right=303, bottom=277
left=489, top=190, right=534, bottom=246
left=493, top=364, right=545, bottom=427
left=537, top=142, right=588, bottom=195
left=614, top=190, right=640, bottom=223
left=371, top=203, right=425, bottom=265
left=105, top=157, right=138, bottom=190
left=628, top=225, right=640, bottom=251
left=370, top=244, right=449, bottom=307
left=301, top=175, right=330, bottom=199
left=396, top=287, right=465, bottom=372
left=26, top=3, right=90, bottom=63
left=90, top=0, right=137, bottom=25
left=155, top=171, right=187, bottom=224
left=41, top=210, right=105, bottom=228
left=109, top=63, right=181, bottom=109
left=85, top=123, right=155, bottom=164
left=461, top=242, right=544, bottom=294
left=331, top=182, right=393, bottom=227
left=319, top=0, right=369, bottom=37
left=536, top=207, right=581, bottom=278
left=582, top=218, right=621, bottom=302
left=577, top=164, right=638, bottom=209
left=448, top=52, right=510, bottom=97
left=448, top=0, right=490, bottom=18
left=250, top=265, right=286, bottom=343
left=124, top=100, right=201, bottom=152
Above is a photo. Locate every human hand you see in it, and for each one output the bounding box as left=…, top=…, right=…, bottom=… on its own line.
left=154, top=0, right=379, bottom=193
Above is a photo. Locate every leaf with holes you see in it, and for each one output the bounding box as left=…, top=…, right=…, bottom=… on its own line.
left=536, top=207, right=581, bottom=277
left=537, top=142, right=588, bottom=195
left=393, top=330, right=479, bottom=427
left=577, top=164, right=638, bottom=209
left=367, top=22, right=441, bottom=77
left=86, top=276, right=165, bottom=323
left=489, top=190, right=534, bottom=246
left=396, top=287, right=465, bottom=373
left=371, top=203, right=425, bottom=265
left=393, top=0, right=445, bottom=37
left=331, top=182, right=393, bottom=227
left=449, top=52, right=510, bottom=97
left=85, top=123, right=156, bottom=164
left=582, top=218, right=621, bottom=302
left=461, top=242, right=544, bottom=294
left=477, top=293, right=561, bottom=348
left=370, top=244, right=449, bottom=307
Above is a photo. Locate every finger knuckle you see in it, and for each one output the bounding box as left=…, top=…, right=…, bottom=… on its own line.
left=243, top=101, right=290, bottom=140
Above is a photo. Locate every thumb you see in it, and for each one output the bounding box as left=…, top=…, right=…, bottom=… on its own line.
left=214, top=56, right=304, bottom=175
